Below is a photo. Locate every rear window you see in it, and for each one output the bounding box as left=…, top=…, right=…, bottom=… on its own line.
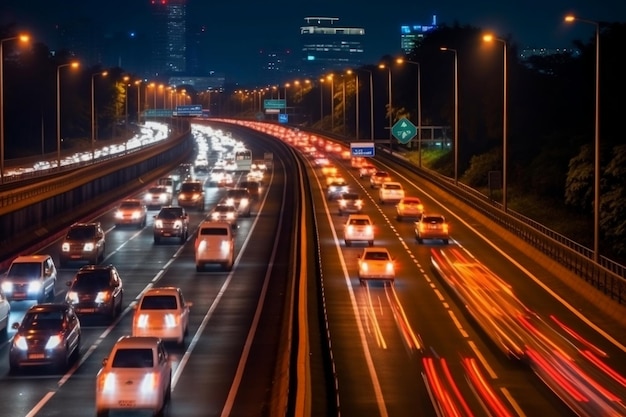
left=181, top=183, right=202, bottom=192
left=140, top=295, right=178, bottom=310
left=158, top=208, right=183, bottom=219
left=384, top=184, right=402, bottom=190
left=422, top=216, right=444, bottom=224
left=226, top=189, right=249, bottom=198
left=112, top=348, right=154, bottom=368
left=341, top=193, right=360, bottom=200
left=363, top=251, right=390, bottom=261
left=200, top=227, right=228, bottom=236
left=67, top=225, right=96, bottom=240
left=349, top=218, right=370, bottom=226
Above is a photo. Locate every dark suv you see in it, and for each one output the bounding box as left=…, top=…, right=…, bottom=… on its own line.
left=177, top=181, right=205, bottom=211
left=153, top=206, right=189, bottom=244
left=65, top=264, right=124, bottom=320
left=224, top=188, right=251, bottom=217
left=60, top=222, right=106, bottom=267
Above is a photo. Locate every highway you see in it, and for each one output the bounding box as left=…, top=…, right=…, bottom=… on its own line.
left=0, top=121, right=624, bottom=417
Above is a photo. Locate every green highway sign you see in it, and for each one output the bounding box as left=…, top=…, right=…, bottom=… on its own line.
left=392, top=118, right=417, bottom=144
left=263, top=99, right=286, bottom=110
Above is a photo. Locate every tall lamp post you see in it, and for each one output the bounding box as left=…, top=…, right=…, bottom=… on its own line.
left=122, top=76, right=130, bottom=128
left=1, top=34, right=29, bottom=183
left=440, top=48, right=459, bottom=184
left=379, top=63, right=393, bottom=149
left=319, top=78, right=324, bottom=127
left=396, top=58, right=422, bottom=166
left=565, top=15, right=601, bottom=262
left=327, top=75, right=334, bottom=131
left=91, top=70, right=108, bottom=161
left=347, top=70, right=359, bottom=140
left=483, top=34, right=508, bottom=212
left=56, top=61, right=79, bottom=170
left=361, top=69, right=374, bottom=140
left=135, top=80, right=142, bottom=124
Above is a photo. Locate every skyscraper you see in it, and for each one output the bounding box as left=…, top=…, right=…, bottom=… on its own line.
left=150, top=0, right=187, bottom=77
left=400, top=15, right=438, bottom=55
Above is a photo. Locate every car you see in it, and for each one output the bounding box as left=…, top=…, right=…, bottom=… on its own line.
left=96, top=336, right=171, bottom=417
left=337, top=192, right=364, bottom=215
left=132, top=287, right=191, bottom=346
left=224, top=187, right=252, bottom=217
left=357, top=247, right=395, bottom=283
left=1, top=254, right=57, bottom=303
left=218, top=172, right=235, bottom=187
left=177, top=181, right=205, bottom=211
left=351, top=157, right=366, bottom=169
left=343, top=214, right=374, bottom=247
left=195, top=221, right=235, bottom=271
left=396, top=197, right=424, bottom=221
left=144, top=186, right=172, bottom=209
left=246, top=169, right=264, bottom=183
left=359, top=164, right=377, bottom=178
left=325, top=175, right=346, bottom=187
left=65, top=264, right=124, bottom=319
left=321, top=164, right=338, bottom=177
left=156, top=177, right=175, bottom=194
left=370, top=171, right=392, bottom=188
left=114, top=199, right=147, bottom=228
left=9, top=303, right=81, bottom=372
left=238, top=180, right=261, bottom=200
left=379, top=181, right=405, bottom=204
left=153, top=206, right=189, bottom=244
left=209, top=203, right=239, bottom=226
left=415, top=214, right=450, bottom=244
left=60, top=222, right=106, bottom=267
left=327, top=179, right=350, bottom=200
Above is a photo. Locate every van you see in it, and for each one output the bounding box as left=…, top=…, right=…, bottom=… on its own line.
left=194, top=221, right=235, bottom=271
left=1, top=254, right=57, bottom=302
left=157, top=177, right=175, bottom=194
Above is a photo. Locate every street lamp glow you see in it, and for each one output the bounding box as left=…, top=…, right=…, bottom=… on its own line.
left=379, top=63, right=393, bottom=149
left=395, top=58, right=422, bottom=166
left=1, top=33, right=30, bottom=183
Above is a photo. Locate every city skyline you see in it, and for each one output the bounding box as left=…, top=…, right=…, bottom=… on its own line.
left=2, top=0, right=625, bottom=84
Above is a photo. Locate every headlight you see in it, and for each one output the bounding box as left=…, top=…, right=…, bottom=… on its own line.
left=1, top=281, right=13, bottom=292
left=159, top=194, right=167, bottom=202
left=226, top=198, right=235, bottom=206
left=136, top=314, right=150, bottom=328
left=45, top=335, right=62, bottom=349
left=164, top=313, right=177, bottom=328
left=386, top=262, right=394, bottom=274
left=140, top=372, right=158, bottom=393
left=62, top=242, right=70, bottom=252
left=339, top=200, right=347, bottom=207
left=155, top=219, right=163, bottom=228
left=240, top=198, right=249, bottom=207
left=115, top=211, right=124, bottom=219
left=360, top=262, right=369, bottom=272
left=174, top=220, right=182, bottom=228
left=13, top=335, right=28, bottom=350
left=365, top=225, right=373, bottom=235
left=84, top=243, right=95, bottom=251
left=131, top=210, right=142, bottom=219
left=28, top=281, right=42, bottom=292
left=221, top=240, right=231, bottom=253
left=95, top=291, right=110, bottom=303
left=211, top=212, right=220, bottom=220
left=144, top=193, right=153, bottom=201
left=66, top=291, right=79, bottom=304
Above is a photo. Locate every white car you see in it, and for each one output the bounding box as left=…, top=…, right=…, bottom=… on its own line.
left=96, top=336, right=171, bottom=417
left=0, top=291, right=9, bottom=337
left=209, top=203, right=239, bottom=226
left=343, top=214, right=374, bottom=247
left=358, top=247, right=395, bottom=283
left=132, top=287, right=192, bottom=346
left=379, top=182, right=405, bottom=204
left=195, top=221, right=235, bottom=271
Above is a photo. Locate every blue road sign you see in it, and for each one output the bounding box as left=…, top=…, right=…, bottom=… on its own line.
left=278, top=113, right=288, bottom=124
left=350, top=142, right=375, bottom=157
left=392, top=118, right=417, bottom=144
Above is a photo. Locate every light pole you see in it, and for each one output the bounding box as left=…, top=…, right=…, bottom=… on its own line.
left=440, top=48, right=459, bottom=184
left=361, top=69, right=374, bottom=140
left=327, top=74, right=335, bottom=131
left=396, top=58, right=422, bottom=166
left=379, top=63, right=393, bottom=149
left=122, top=76, right=129, bottom=128
left=1, top=34, right=29, bottom=183
left=341, top=75, right=347, bottom=136
left=319, top=78, right=324, bottom=127
left=135, top=80, right=142, bottom=124
left=347, top=70, right=359, bottom=140
left=91, top=70, right=108, bottom=161
left=565, top=15, right=601, bottom=262
left=56, top=61, right=79, bottom=170
left=483, top=34, right=508, bottom=212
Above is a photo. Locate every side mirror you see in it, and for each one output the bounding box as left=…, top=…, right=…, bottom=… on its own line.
left=11, top=322, right=20, bottom=330
left=66, top=280, right=72, bottom=286
left=102, top=357, right=108, bottom=367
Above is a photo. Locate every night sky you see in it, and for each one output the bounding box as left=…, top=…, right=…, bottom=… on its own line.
left=2, top=0, right=625, bottom=83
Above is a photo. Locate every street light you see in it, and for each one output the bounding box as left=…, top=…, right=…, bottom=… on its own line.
left=327, top=74, right=334, bottom=131
left=396, top=58, right=422, bottom=166
left=319, top=78, right=324, bottom=127
left=440, top=48, right=459, bottom=184
left=1, top=33, right=29, bottom=183
left=91, top=70, right=108, bottom=161
left=347, top=70, right=359, bottom=140
left=56, top=61, right=79, bottom=170
left=565, top=15, right=601, bottom=262
left=360, top=68, right=375, bottom=140
left=135, top=80, right=142, bottom=124
left=483, top=34, right=508, bottom=211
left=379, top=63, right=393, bottom=149
left=122, top=76, right=130, bottom=129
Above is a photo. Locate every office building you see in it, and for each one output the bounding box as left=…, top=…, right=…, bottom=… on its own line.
left=300, top=17, right=365, bottom=78
left=150, top=0, right=187, bottom=76
left=400, top=15, right=438, bottom=54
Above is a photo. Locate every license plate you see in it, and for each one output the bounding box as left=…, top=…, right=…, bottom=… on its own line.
left=28, top=353, right=45, bottom=359
left=163, top=233, right=171, bottom=236
left=78, top=308, right=95, bottom=313
left=118, top=400, right=136, bottom=408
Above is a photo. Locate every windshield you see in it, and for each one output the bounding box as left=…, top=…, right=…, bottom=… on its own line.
left=120, top=201, right=141, bottom=209
left=364, top=251, right=390, bottom=261
left=21, top=310, right=64, bottom=330
left=66, top=225, right=96, bottom=240
left=158, top=208, right=183, bottom=219
left=181, top=183, right=202, bottom=192
left=112, top=348, right=154, bottom=368
left=140, top=295, right=178, bottom=310
left=7, top=262, right=41, bottom=278
left=72, top=271, right=111, bottom=291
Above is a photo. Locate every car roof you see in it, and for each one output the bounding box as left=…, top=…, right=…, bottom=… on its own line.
left=401, top=197, right=421, bottom=202
left=112, top=335, right=161, bottom=349
left=383, top=182, right=402, bottom=186
left=27, top=303, right=71, bottom=313
left=12, top=254, right=51, bottom=263
left=362, top=247, right=390, bottom=254
left=77, top=264, right=115, bottom=273
left=347, top=214, right=371, bottom=220
left=141, top=286, right=181, bottom=297
left=199, top=220, right=231, bottom=227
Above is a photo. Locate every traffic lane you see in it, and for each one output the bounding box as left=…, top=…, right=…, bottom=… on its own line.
left=309, top=156, right=572, bottom=416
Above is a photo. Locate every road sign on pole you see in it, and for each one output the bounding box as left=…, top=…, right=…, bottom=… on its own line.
left=392, top=118, right=417, bottom=144
left=350, top=142, right=375, bottom=157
